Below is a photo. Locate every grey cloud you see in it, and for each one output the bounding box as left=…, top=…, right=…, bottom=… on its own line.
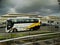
left=0, top=0, right=60, bottom=16
left=15, top=0, right=59, bottom=13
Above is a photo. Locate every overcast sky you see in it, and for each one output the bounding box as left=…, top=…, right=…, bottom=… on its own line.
left=0, top=0, right=60, bottom=16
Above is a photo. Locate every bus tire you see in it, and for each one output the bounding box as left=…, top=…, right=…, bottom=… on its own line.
left=13, top=28, right=18, bottom=32
left=33, top=26, right=40, bottom=30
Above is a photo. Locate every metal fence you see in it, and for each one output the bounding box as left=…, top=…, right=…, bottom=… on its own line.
left=40, top=25, right=60, bottom=32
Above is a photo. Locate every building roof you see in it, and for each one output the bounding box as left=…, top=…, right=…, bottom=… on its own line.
left=1, top=13, right=38, bottom=17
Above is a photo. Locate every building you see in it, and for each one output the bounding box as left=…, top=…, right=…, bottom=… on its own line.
left=58, top=0, right=60, bottom=5
left=0, top=13, right=41, bottom=22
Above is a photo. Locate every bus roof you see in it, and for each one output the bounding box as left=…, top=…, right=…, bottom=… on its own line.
left=16, top=17, right=30, bottom=18
left=7, top=17, right=40, bottom=20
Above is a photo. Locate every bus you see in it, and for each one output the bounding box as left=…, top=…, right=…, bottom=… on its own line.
left=6, top=17, right=41, bottom=32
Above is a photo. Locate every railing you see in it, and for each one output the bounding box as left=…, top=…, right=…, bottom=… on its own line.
left=0, top=32, right=60, bottom=42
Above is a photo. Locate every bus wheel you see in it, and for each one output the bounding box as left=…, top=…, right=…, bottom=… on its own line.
left=37, top=26, right=40, bottom=30
left=34, top=26, right=40, bottom=30
left=13, top=28, right=18, bottom=32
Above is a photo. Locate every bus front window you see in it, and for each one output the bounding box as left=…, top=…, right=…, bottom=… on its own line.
left=7, top=20, right=14, bottom=30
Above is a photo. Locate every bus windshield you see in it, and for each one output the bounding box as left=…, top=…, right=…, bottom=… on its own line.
left=11, top=19, right=39, bottom=23
left=7, top=20, right=14, bottom=30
